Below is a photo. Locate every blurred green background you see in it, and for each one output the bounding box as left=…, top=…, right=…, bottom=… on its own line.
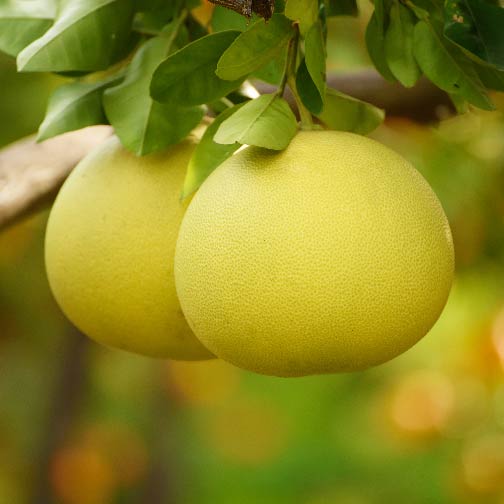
left=1, top=5, right=504, bottom=504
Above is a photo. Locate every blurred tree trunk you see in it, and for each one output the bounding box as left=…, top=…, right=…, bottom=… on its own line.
left=30, top=326, right=90, bottom=504
left=142, top=375, right=180, bottom=504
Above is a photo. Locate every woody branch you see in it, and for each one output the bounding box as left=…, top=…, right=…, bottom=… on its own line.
left=0, top=70, right=452, bottom=233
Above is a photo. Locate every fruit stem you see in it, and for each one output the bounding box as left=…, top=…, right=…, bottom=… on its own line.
left=277, top=41, right=291, bottom=97
left=284, top=24, right=314, bottom=130
left=156, top=7, right=189, bottom=64
left=170, top=8, right=189, bottom=44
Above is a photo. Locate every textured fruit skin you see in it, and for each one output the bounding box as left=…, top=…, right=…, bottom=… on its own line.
left=175, top=131, right=454, bottom=376
left=45, top=136, right=213, bottom=360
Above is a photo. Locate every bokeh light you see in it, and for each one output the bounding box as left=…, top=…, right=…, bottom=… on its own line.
left=387, top=370, right=454, bottom=439
left=0, top=5, right=504, bottom=503
left=202, top=398, right=290, bottom=465
left=165, top=359, right=241, bottom=406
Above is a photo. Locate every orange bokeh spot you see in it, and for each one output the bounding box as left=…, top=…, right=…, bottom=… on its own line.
left=51, top=446, right=116, bottom=504
left=165, top=359, right=241, bottom=406
left=492, top=307, right=504, bottom=370
left=80, top=423, right=149, bottom=487
left=50, top=422, right=149, bottom=504
left=461, top=434, right=504, bottom=495
left=191, top=0, right=215, bottom=26
left=388, top=370, right=454, bottom=438
left=204, top=399, right=289, bottom=465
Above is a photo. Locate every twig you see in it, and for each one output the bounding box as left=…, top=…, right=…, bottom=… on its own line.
left=255, top=70, right=453, bottom=123
left=0, top=71, right=452, bottom=233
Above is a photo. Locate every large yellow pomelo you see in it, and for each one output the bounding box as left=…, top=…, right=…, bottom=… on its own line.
left=174, top=131, right=454, bottom=376
left=45, top=136, right=213, bottom=360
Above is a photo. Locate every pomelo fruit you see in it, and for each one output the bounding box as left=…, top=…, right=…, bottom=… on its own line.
left=45, top=136, right=213, bottom=360
left=174, top=131, right=454, bottom=376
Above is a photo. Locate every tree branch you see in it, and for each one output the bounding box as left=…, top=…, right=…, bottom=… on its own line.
left=0, top=126, right=112, bottom=231
left=0, top=71, right=452, bottom=233
left=255, top=70, right=454, bottom=123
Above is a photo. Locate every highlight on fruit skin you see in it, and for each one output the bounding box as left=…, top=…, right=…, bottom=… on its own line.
left=45, top=136, right=214, bottom=361
left=174, top=130, right=455, bottom=377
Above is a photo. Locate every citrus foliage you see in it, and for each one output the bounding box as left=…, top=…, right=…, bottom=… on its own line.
left=0, top=0, right=502, bottom=194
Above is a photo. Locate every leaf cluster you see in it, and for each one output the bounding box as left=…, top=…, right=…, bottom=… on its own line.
left=365, top=0, right=504, bottom=111
left=0, top=0, right=502, bottom=195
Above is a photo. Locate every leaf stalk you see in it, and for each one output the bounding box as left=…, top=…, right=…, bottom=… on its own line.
left=284, top=24, right=314, bottom=129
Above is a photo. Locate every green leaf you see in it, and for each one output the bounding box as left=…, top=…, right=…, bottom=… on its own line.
left=150, top=30, right=243, bottom=107
left=448, top=92, right=469, bottom=113
left=413, top=20, right=494, bottom=110
left=186, top=14, right=208, bottom=40
left=138, top=0, right=184, bottom=13
left=0, top=0, right=55, bottom=57
left=374, top=0, right=388, bottom=33
left=296, top=58, right=323, bottom=114
left=275, top=0, right=286, bottom=12
left=444, top=0, right=504, bottom=70
left=38, top=75, right=122, bottom=141
left=132, top=0, right=183, bottom=34
left=285, top=0, right=318, bottom=34
left=304, top=21, right=326, bottom=106
left=185, top=0, right=201, bottom=9
left=133, top=13, right=171, bottom=36
left=216, top=14, right=294, bottom=81
left=17, top=0, right=135, bottom=72
left=251, top=44, right=288, bottom=85
left=211, top=5, right=248, bottom=32
left=406, top=0, right=431, bottom=20
left=104, top=33, right=204, bottom=155
left=384, top=1, right=421, bottom=87
left=182, top=104, right=244, bottom=199
left=365, top=12, right=397, bottom=82
left=214, top=94, right=298, bottom=150
left=476, top=65, right=504, bottom=91
left=327, top=0, right=358, bottom=17
left=317, top=88, right=384, bottom=134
